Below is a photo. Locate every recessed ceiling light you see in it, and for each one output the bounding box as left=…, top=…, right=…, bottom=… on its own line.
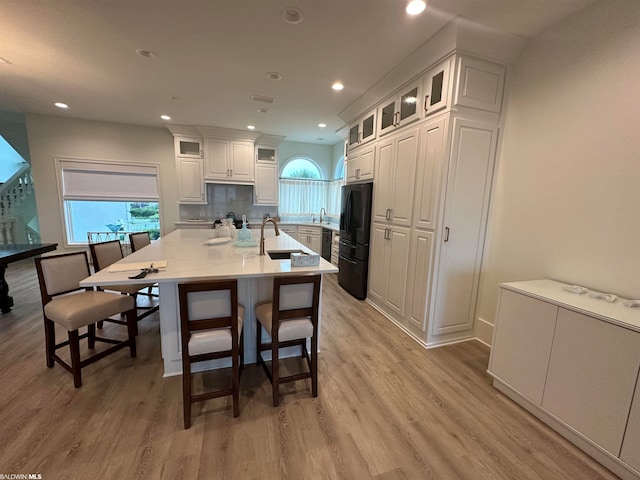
left=0, top=57, right=11, bottom=64
left=332, top=82, right=344, bottom=91
left=135, top=48, right=157, bottom=59
left=266, top=72, right=282, bottom=81
left=406, top=0, right=426, bottom=15
left=54, top=102, right=69, bottom=109
left=161, top=114, right=171, bottom=120
left=281, top=6, right=304, bottom=24
left=318, top=123, right=327, bottom=128
left=247, top=125, right=256, bottom=130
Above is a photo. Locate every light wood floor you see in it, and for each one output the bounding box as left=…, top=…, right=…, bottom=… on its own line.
left=0, top=259, right=619, bottom=479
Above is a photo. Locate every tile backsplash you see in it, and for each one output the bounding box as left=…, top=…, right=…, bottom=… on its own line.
left=179, top=184, right=277, bottom=222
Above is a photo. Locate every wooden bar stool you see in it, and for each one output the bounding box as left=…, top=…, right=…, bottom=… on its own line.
left=178, top=279, right=244, bottom=429
left=255, top=274, right=321, bottom=407
left=35, top=251, right=137, bottom=388
left=129, top=231, right=151, bottom=252
left=89, top=239, right=159, bottom=334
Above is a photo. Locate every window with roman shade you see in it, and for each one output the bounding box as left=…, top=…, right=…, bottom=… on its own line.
left=55, top=158, right=161, bottom=246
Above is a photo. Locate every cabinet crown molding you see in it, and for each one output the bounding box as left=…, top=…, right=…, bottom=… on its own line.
left=195, top=125, right=260, bottom=141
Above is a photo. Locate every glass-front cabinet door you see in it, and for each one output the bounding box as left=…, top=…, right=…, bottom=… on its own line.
left=378, top=80, right=422, bottom=136
left=348, top=109, right=377, bottom=147
left=256, top=145, right=277, bottom=162
left=174, top=136, right=203, bottom=158
left=423, top=57, right=452, bottom=116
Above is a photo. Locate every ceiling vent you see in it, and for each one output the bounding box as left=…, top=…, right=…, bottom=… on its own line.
left=251, top=95, right=275, bottom=104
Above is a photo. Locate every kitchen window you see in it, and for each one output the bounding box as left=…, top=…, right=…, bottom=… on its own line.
left=55, top=158, right=161, bottom=246
left=279, top=157, right=326, bottom=217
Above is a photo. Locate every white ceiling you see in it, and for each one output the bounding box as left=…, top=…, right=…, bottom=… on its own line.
left=0, top=0, right=596, bottom=145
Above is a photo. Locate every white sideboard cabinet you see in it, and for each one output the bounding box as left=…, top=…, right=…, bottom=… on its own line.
left=488, top=279, right=640, bottom=480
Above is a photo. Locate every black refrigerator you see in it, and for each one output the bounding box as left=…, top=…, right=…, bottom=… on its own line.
left=338, top=182, right=373, bottom=299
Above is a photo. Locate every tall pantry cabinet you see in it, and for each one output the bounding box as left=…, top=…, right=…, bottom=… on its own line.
left=365, top=53, right=504, bottom=347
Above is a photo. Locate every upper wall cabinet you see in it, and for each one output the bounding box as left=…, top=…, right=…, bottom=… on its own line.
left=174, top=136, right=203, bottom=158
left=348, top=109, right=377, bottom=149
left=204, top=138, right=254, bottom=184
left=423, top=57, right=453, bottom=117
left=454, top=56, right=506, bottom=114
left=256, top=145, right=277, bottom=163
left=378, top=79, right=422, bottom=136
left=176, top=157, right=206, bottom=204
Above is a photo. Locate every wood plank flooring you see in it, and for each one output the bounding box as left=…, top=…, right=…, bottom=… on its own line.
left=0, top=259, right=620, bottom=479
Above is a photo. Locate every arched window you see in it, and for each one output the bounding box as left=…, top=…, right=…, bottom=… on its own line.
left=326, top=157, right=345, bottom=216
left=281, top=157, right=323, bottom=179
left=279, top=156, right=326, bottom=217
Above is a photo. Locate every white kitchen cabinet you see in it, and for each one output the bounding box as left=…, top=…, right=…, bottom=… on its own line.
left=489, top=289, right=558, bottom=404
left=176, top=157, right=206, bottom=204
left=279, top=225, right=298, bottom=241
left=422, top=57, right=452, bottom=117
left=254, top=163, right=278, bottom=205
left=404, top=229, right=434, bottom=332
left=297, top=226, right=322, bottom=254
left=255, top=145, right=277, bottom=163
left=621, top=380, right=640, bottom=472
left=429, top=118, right=497, bottom=339
left=488, top=279, right=640, bottom=479
left=174, top=135, right=203, bottom=158
left=204, top=138, right=254, bottom=183
left=378, top=80, right=422, bottom=136
left=368, top=223, right=411, bottom=317
left=348, top=109, right=377, bottom=148
left=413, top=116, right=448, bottom=230
left=372, top=128, right=418, bottom=227
left=454, top=55, right=506, bottom=114
left=542, top=308, right=640, bottom=456
left=345, top=145, right=374, bottom=184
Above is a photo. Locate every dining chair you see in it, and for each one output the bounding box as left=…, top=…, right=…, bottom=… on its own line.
left=178, top=279, right=244, bottom=429
left=255, top=274, right=321, bottom=406
left=35, top=251, right=137, bottom=388
left=89, top=240, right=159, bottom=334
left=128, top=231, right=158, bottom=300
left=129, top=231, right=151, bottom=252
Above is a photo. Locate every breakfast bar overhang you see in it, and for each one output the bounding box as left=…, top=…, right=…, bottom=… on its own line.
left=79, top=228, right=338, bottom=376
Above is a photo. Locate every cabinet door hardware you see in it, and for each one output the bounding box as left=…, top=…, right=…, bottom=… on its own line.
left=424, top=95, right=430, bottom=113
left=385, top=208, right=391, bottom=221
left=393, top=111, right=399, bottom=127
left=444, top=227, right=450, bottom=242
left=358, top=132, right=362, bottom=144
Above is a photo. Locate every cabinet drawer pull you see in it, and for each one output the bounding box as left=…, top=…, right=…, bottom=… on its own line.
left=424, top=94, right=430, bottom=112
left=444, top=227, right=450, bottom=242
left=385, top=208, right=390, bottom=221
left=393, top=111, right=399, bottom=127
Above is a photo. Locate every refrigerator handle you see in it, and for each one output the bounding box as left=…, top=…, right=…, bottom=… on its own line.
left=346, top=190, right=352, bottom=235
left=339, top=254, right=358, bottom=265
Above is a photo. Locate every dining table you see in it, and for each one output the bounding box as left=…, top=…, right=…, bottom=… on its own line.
left=0, top=243, right=58, bottom=313
left=79, top=228, right=337, bottom=376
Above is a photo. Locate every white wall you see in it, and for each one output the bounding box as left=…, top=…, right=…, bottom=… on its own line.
left=26, top=114, right=178, bottom=248
left=475, top=0, right=640, bottom=344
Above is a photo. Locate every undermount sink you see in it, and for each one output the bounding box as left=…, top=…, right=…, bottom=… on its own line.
left=267, top=249, right=304, bottom=260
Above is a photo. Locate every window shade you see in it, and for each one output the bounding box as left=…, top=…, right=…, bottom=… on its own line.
left=58, top=159, right=159, bottom=201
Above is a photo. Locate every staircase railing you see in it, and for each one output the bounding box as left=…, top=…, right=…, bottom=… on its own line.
left=0, top=163, right=33, bottom=218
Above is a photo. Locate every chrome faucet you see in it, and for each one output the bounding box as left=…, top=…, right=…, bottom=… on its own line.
left=259, top=217, right=280, bottom=255
left=319, top=207, right=327, bottom=223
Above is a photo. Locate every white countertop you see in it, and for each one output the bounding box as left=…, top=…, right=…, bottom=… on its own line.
left=80, top=228, right=338, bottom=288
left=501, top=279, right=640, bottom=332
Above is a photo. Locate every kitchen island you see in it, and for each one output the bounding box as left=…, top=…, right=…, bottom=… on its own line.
left=80, top=228, right=338, bottom=376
